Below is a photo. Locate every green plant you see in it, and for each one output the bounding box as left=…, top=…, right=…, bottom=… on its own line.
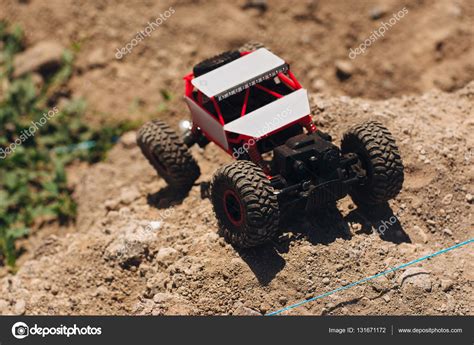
left=0, top=22, right=138, bottom=266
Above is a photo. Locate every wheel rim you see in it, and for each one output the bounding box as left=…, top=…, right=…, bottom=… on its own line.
left=223, top=189, right=244, bottom=227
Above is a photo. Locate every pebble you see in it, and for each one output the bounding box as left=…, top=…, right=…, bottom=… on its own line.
left=243, top=0, right=268, bottom=11
left=119, top=131, right=137, bottom=149
left=442, top=228, right=453, bottom=236
left=86, top=47, right=107, bottom=67
left=369, top=6, right=387, bottom=20
left=13, top=300, right=26, bottom=315
left=156, top=247, right=179, bottom=264
left=311, top=78, right=327, bottom=92
left=322, top=277, right=330, bottom=285
left=442, top=194, right=453, bottom=205
left=440, top=279, right=454, bottom=292
left=466, top=193, right=473, bottom=203
left=335, top=60, right=354, bottom=80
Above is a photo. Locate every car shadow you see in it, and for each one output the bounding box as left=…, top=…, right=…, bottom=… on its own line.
left=235, top=201, right=410, bottom=285
left=234, top=245, right=286, bottom=286
left=345, top=202, right=411, bottom=244
left=146, top=184, right=196, bottom=209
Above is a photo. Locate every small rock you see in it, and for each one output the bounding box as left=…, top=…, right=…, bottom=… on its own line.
left=13, top=41, right=64, bottom=77
left=51, top=285, right=59, bottom=296
left=156, top=247, right=179, bottom=265
left=145, top=221, right=162, bottom=232
left=382, top=294, right=391, bottom=303
left=233, top=304, right=261, bottom=316
left=119, top=187, right=141, bottom=205
left=322, top=277, right=330, bottom=285
left=369, top=6, right=387, bottom=20
left=442, top=194, right=453, bottom=205
left=335, top=60, right=354, bottom=80
left=278, top=296, right=288, bottom=305
left=13, top=300, right=26, bottom=315
left=442, top=228, right=453, bottom=237
left=104, top=223, right=155, bottom=266
left=311, top=78, right=327, bottom=91
left=105, top=198, right=120, bottom=211
left=153, top=292, right=172, bottom=304
left=242, top=0, right=267, bottom=12
left=399, top=267, right=432, bottom=292
left=120, top=131, right=137, bottom=149
left=440, top=279, right=454, bottom=292
left=86, top=47, right=107, bottom=67
left=466, top=193, right=473, bottom=204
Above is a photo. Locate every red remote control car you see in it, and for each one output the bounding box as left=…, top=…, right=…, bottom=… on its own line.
left=137, top=46, right=404, bottom=248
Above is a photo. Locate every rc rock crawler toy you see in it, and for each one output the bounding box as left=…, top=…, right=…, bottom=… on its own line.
left=137, top=47, right=404, bottom=248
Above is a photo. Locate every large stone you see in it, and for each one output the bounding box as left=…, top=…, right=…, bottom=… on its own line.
left=13, top=41, right=64, bottom=77
left=156, top=247, right=178, bottom=265
left=335, top=60, right=354, bottom=80
left=104, top=223, right=155, bottom=266
left=398, top=267, right=432, bottom=292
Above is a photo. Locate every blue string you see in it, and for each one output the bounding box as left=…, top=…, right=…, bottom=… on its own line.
left=266, top=237, right=474, bottom=316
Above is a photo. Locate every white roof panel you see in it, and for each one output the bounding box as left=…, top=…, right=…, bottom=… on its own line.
left=223, top=89, right=310, bottom=138
left=191, top=48, right=287, bottom=100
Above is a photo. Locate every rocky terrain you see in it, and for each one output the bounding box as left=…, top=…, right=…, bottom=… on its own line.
left=0, top=0, right=472, bottom=315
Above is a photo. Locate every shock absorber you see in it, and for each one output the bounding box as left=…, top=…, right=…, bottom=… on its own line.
left=247, top=142, right=270, bottom=175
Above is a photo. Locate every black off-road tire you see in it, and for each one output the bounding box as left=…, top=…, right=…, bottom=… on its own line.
left=211, top=161, right=280, bottom=248
left=341, top=120, right=404, bottom=206
left=137, top=120, right=200, bottom=194
left=193, top=50, right=241, bottom=77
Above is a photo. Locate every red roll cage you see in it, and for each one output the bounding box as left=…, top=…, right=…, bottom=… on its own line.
left=183, top=51, right=316, bottom=172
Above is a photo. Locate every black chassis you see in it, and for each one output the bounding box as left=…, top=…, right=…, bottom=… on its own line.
left=267, top=130, right=367, bottom=211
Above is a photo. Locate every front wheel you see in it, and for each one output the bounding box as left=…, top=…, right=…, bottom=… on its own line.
left=137, top=120, right=200, bottom=194
left=210, top=161, right=280, bottom=248
left=341, top=120, right=404, bottom=206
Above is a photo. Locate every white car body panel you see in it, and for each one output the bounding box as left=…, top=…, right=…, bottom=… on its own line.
left=223, top=89, right=310, bottom=139
left=183, top=96, right=229, bottom=150
left=191, top=48, right=287, bottom=101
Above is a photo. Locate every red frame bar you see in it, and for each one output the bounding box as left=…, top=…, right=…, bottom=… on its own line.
left=241, top=88, right=250, bottom=117
left=210, top=97, right=225, bottom=125
left=183, top=58, right=314, bottom=171
left=254, top=84, right=283, bottom=99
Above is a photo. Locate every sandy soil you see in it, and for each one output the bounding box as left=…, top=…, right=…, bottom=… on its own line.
left=0, top=0, right=472, bottom=315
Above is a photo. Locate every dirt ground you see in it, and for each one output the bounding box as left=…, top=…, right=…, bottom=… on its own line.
left=0, top=0, right=473, bottom=315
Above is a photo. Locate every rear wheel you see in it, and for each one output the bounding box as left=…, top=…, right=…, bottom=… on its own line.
left=341, top=120, right=404, bottom=206
left=137, top=120, right=200, bottom=194
left=193, top=50, right=241, bottom=77
left=211, top=161, right=280, bottom=247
